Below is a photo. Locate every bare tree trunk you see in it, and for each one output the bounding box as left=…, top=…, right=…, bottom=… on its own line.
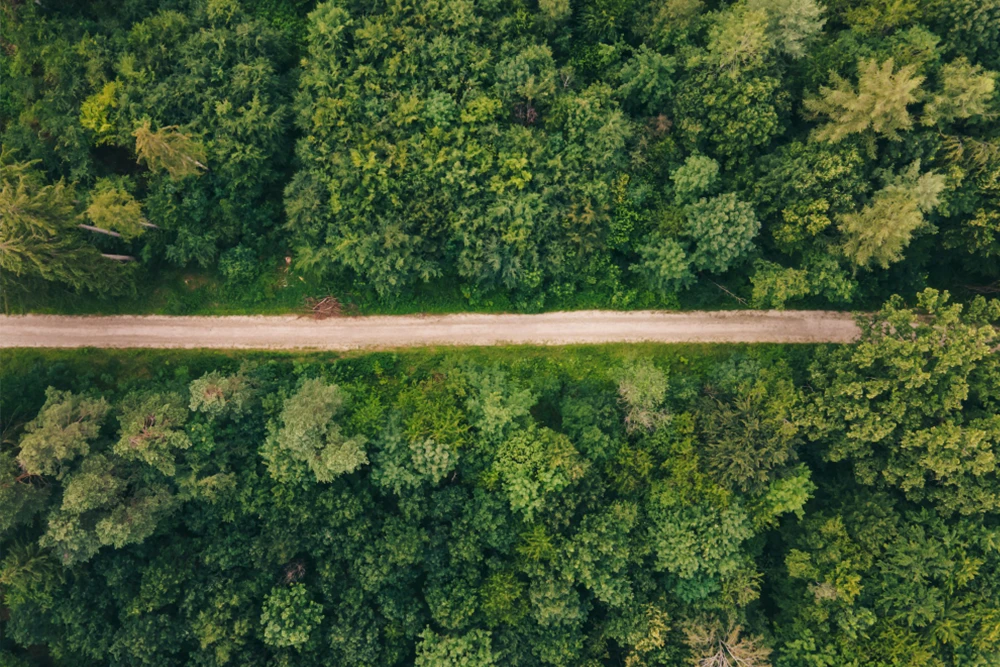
left=101, top=253, right=136, bottom=262
left=139, top=220, right=159, bottom=229
left=79, top=224, right=123, bottom=238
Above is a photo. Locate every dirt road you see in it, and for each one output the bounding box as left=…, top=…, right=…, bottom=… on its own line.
left=0, top=311, right=860, bottom=350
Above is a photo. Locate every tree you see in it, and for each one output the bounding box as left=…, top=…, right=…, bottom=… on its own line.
left=17, top=388, right=110, bottom=478
left=748, top=0, right=826, bottom=59
left=563, top=501, right=638, bottom=607
left=287, top=1, right=633, bottom=300
left=415, top=628, right=497, bottom=667
left=0, top=157, right=108, bottom=292
left=633, top=235, right=695, bottom=294
left=674, top=68, right=789, bottom=162
left=0, top=452, right=50, bottom=535
left=371, top=414, right=458, bottom=495
left=804, top=58, right=924, bottom=142
left=617, top=45, right=677, bottom=114
left=749, top=140, right=868, bottom=253
left=39, top=454, right=176, bottom=564
left=463, top=367, right=536, bottom=444
left=686, top=621, right=772, bottom=667
left=260, top=583, right=324, bottom=649
left=113, top=393, right=191, bottom=477
left=102, top=4, right=293, bottom=267
left=750, top=254, right=856, bottom=309
left=671, top=155, right=720, bottom=205
left=266, top=378, right=367, bottom=483
left=923, top=57, right=997, bottom=126
left=686, top=194, right=761, bottom=274
left=647, top=485, right=755, bottom=581
left=922, top=0, right=1000, bottom=70
left=838, top=163, right=946, bottom=268
left=84, top=179, right=146, bottom=241
left=189, top=368, right=255, bottom=418
left=133, top=120, right=207, bottom=180
left=705, top=0, right=825, bottom=75
left=699, top=358, right=802, bottom=493
left=776, top=491, right=1000, bottom=665
left=806, top=290, right=1000, bottom=515
left=490, top=425, right=588, bottom=521
left=618, top=360, right=671, bottom=433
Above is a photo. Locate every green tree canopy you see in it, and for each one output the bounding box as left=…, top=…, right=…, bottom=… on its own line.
left=807, top=289, right=1000, bottom=515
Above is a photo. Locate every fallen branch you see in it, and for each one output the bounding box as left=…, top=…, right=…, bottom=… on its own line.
left=79, top=223, right=122, bottom=238
left=708, top=280, right=748, bottom=306
left=101, top=253, right=136, bottom=262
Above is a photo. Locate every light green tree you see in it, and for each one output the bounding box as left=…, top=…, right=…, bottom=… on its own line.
left=923, top=58, right=997, bottom=126
left=260, top=584, right=324, bottom=649
left=705, top=0, right=825, bottom=75
left=463, top=367, right=536, bottom=444
left=17, top=388, right=110, bottom=478
left=686, top=193, right=761, bottom=273
left=415, top=628, right=497, bottom=667
left=0, top=157, right=107, bottom=291
left=266, top=378, right=367, bottom=483
left=84, top=179, right=146, bottom=241
left=189, top=368, right=255, bottom=418
left=805, top=58, right=924, bottom=142
left=671, top=155, right=720, bottom=205
left=706, top=3, right=773, bottom=75
left=133, top=120, right=207, bottom=180
left=39, top=454, right=176, bottom=564
left=618, top=360, right=671, bottom=433
left=749, top=0, right=826, bottom=58
left=838, top=163, right=946, bottom=268
left=806, top=290, right=1000, bottom=515
left=113, top=393, right=191, bottom=477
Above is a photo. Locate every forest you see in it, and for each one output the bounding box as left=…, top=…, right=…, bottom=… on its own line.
left=2, top=0, right=999, bottom=313
left=2, top=291, right=1000, bottom=665
left=4, top=0, right=1000, bottom=665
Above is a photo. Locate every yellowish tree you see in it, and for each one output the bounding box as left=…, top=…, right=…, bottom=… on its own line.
left=0, top=156, right=107, bottom=292
left=133, top=120, right=208, bottom=180
left=84, top=179, right=147, bottom=240
left=838, top=162, right=946, bottom=268
left=804, top=58, right=924, bottom=142
left=923, top=58, right=997, bottom=126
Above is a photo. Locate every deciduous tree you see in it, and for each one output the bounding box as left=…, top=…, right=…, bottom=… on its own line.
left=266, top=378, right=367, bottom=483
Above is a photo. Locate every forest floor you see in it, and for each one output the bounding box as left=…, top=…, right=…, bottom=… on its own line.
left=0, top=310, right=860, bottom=349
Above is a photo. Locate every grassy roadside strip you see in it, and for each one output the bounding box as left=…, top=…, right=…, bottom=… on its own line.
left=0, top=344, right=819, bottom=423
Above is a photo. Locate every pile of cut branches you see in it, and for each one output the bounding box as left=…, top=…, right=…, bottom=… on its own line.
left=303, top=296, right=356, bottom=319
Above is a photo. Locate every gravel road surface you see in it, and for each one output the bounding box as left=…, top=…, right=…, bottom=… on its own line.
left=0, top=311, right=861, bottom=349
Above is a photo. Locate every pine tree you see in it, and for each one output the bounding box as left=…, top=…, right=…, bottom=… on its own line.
left=805, top=58, right=924, bottom=142
left=133, top=120, right=207, bottom=180
left=838, top=163, right=946, bottom=268
left=0, top=157, right=107, bottom=291
left=84, top=179, right=147, bottom=241
left=923, top=58, right=997, bottom=126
